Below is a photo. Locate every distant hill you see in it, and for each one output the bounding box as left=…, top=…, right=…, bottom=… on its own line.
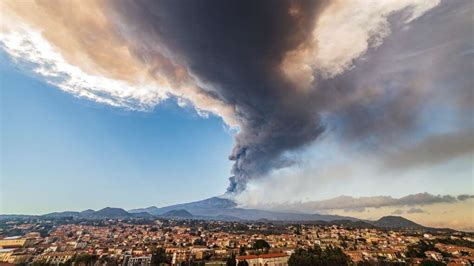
left=92, top=207, right=131, bottom=218
left=129, top=197, right=237, bottom=215
left=0, top=198, right=456, bottom=232
left=129, top=206, right=160, bottom=214
left=41, top=207, right=132, bottom=219
left=161, top=209, right=193, bottom=218
left=0, top=214, right=35, bottom=220
left=80, top=209, right=95, bottom=216
left=372, top=215, right=424, bottom=229
left=332, top=220, right=377, bottom=229
left=131, top=212, right=152, bottom=218
left=129, top=197, right=233, bottom=216
left=42, top=211, right=80, bottom=218
left=211, top=214, right=242, bottom=221
left=130, top=197, right=237, bottom=215
left=129, top=196, right=357, bottom=222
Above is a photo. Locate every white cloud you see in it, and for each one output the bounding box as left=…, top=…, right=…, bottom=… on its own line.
left=0, top=17, right=169, bottom=110
left=0, top=3, right=239, bottom=127
left=281, top=0, right=440, bottom=88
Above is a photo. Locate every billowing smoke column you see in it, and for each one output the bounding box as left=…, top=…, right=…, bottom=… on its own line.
left=102, top=0, right=470, bottom=193
left=227, top=103, right=325, bottom=192
left=3, top=0, right=471, bottom=194
left=107, top=0, right=327, bottom=193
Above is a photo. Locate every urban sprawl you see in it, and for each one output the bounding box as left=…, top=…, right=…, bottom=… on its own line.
left=0, top=218, right=473, bottom=266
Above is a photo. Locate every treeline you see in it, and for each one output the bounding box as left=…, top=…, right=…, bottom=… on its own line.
left=288, top=245, right=350, bottom=266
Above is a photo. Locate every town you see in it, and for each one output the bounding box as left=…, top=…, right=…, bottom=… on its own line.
left=0, top=217, right=472, bottom=265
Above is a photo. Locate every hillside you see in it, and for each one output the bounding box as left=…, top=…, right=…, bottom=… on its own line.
left=129, top=196, right=357, bottom=222
left=92, top=207, right=131, bottom=218
left=372, top=216, right=425, bottom=229
left=161, top=209, right=193, bottom=218
left=2, top=199, right=453, bottom=232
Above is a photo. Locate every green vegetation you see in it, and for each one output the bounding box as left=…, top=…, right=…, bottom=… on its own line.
left=419, top=260, right=446, bottom=266
left=288, top=245, right=350, bottom=266
left=437, top=238, right=474, bottom=249
left=405, top=240, right=450, bottom=259
left=237, top=260, right=249, bottom=266
left=71, top=253, right=99, bottom=266
left=193, top=238, right=207, bottom=246
left=252, top=239, right=270, bottom=250
left=151, top=247, right=169, bottom=265
left=239, top=246, right=246, bottom=255
left=226, top=254, right=236, bottom=266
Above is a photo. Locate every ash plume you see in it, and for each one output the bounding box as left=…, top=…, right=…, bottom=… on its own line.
left=1, top=0, right=472, bottom=194
left=106, top=0, right=328, bottom=193
left=105, top=0, right=471, bottom=193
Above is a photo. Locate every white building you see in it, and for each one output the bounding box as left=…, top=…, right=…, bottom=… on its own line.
left=236, top=253, right=289, bottom=266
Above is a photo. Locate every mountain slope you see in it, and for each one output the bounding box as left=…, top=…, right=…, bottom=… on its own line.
left=41, top=208, right=132, bottom=218
left=0, top=202, right=453, bottom=231
left=372, top=216, right=424, bottom=229
left=161, top=209, right=193, bottom=218
left=93, top=207, right=131, bottom=218
left=127, top=206, right=159, bottom=214
left=43, top=211, right=80, bottom=218
left=130, top=197, right=357, bottom=222
left=129, top=197, right=235, bottom=216
left=80, top=209, right=95, bottom=216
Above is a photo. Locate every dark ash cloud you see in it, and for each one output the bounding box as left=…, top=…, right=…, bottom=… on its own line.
left=382, top=130, right=474, bottom=171
left=2, top=0, right=472, bottom=198
left=103, top=0, right=472, bottom=193
left=320, top=0, right=474, bottom=146
left=107, top=0, right=328, bottom=193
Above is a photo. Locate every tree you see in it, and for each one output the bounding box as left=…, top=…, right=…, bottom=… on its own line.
left=151, top=247, right=168, bottom=266
left=294, top=225, right=302, bottom=235
left=99, top=256, right=118, bottom=266
left=405, top=240, right=441, bottom=259
left=252, top=239, right=270, bottom=250
left=238, top=260, right=249, bottom=266
left=226, top=254, right=236, bottom=266
left=193, top=238, right=206, bottom=246
left=73, top=253, right=98, bottom=266
left=420, top=260, right=445, bottom=266
left=288, top=245, right=350, bottom=266
left=239, top=246, right=246, bottom=255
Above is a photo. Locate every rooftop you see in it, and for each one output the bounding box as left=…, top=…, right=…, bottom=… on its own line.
left=237, top=253, right=288, bottom=260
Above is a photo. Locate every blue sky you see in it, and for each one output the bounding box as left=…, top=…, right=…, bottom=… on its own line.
left=0, top=54, right=233, bottom=214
